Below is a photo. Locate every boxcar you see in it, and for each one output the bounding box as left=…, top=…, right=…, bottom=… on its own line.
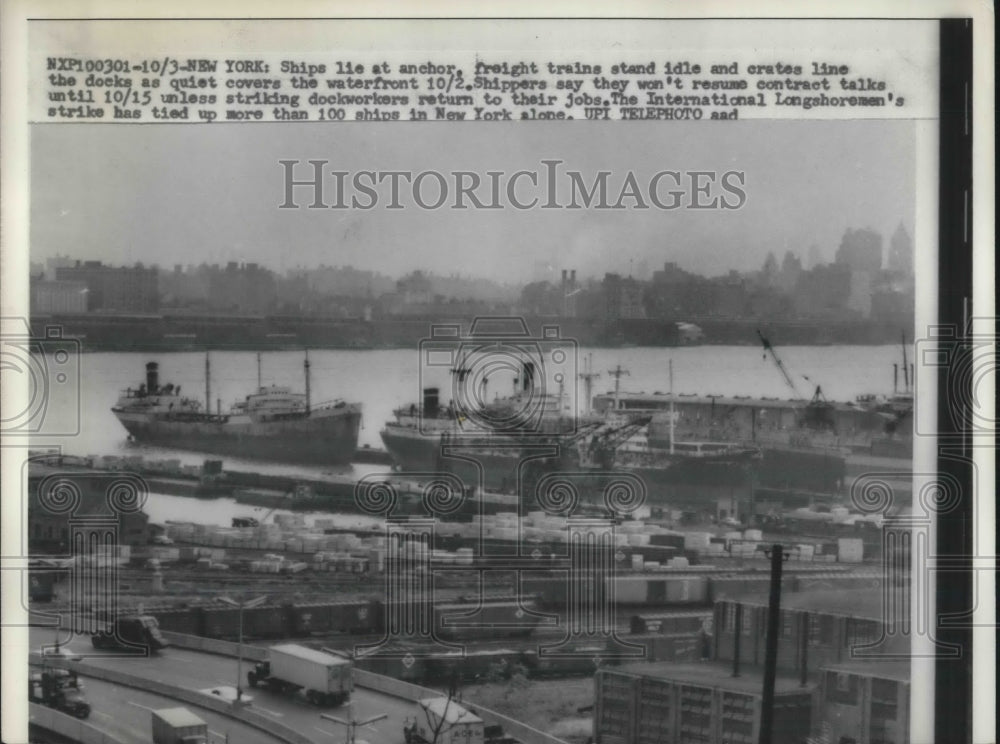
left=289, top=602, right=333, bottom=636
left=243, top=603, right=289, bottom=639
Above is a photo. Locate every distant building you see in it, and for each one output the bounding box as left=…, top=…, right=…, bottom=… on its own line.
left=835, top=228, right=883, bottom=273
left=560, top=269, right=580, bottom=317
left=886, top=223, right=913, bottom=276
left=30, top=279, right=88, bottom=314
left=793, top=264, right=851, bottom=318
left=603, top=272, right=647, bottom=320
left=396, top=271, right=434, bottom=305
left=45, top=254, right=76, bottom=280
left=847, top=270, right=873, bottom=318
left=206, top=262, right=277, bottom=314
left=55, top=260, right=159, bottom=313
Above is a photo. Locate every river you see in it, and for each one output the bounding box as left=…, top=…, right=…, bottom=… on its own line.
left=26, top=344, right=908, bottom=525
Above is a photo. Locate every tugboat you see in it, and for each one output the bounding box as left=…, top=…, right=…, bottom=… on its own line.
left=112, top=353, right=362, bottom=465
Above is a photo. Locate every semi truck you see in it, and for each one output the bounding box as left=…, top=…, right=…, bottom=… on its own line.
left=91, top=614, right=169, bottom=652
left=151, top=707, right=208, bottom=744
left=404, top=697, right=486, bottom=744
left=248, top=643, right=353, bottom=706
left=28, top=668, right=91, bottom=719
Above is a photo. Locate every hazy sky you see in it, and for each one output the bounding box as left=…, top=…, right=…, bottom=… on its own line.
left=31, top=121, right=914, bottom=282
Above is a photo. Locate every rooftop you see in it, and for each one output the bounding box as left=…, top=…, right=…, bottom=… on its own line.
left=821, top=659, right=910, bottom=681
left=613, top=661, right=815, bottom=695
left=726, top=588, right=886, bottom=620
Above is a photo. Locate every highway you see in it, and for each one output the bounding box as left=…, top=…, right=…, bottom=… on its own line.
left=30, top=676, right=280, bottom=744
left=28, top=627, right=430, bottom=744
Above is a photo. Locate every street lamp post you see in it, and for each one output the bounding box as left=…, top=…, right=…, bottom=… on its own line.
left=218, top=595, right=266, bottom=703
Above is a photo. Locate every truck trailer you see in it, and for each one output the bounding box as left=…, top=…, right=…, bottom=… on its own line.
left=151, top=707, right=208, bottom=744
left=248, top=643, right=353, bottom=706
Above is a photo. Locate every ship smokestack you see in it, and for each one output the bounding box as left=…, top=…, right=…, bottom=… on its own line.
left=423, top=387, right=440, bottom=417
left=145, top=362, right=159, bottom=394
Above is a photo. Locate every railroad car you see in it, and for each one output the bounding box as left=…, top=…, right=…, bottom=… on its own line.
left=153, top=607, right=202, bottom=636
left=433, top=599, right=541, bottom=640
left=243, top=603, right=289, bottom=638
left=289, top=602, right=334, bottom=636
left=199, top=605, right=242, bottom=639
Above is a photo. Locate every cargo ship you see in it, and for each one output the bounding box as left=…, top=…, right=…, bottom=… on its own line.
left=591, top=332, right=915, bottom=495
left=112, top=355, right=362, bottom=465
left=380, top=363, right=758, bottom=501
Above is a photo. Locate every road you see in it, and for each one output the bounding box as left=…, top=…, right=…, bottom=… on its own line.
left=30, top=676, right=280, bottom=744
left=28, top=627, right=420, bottom=744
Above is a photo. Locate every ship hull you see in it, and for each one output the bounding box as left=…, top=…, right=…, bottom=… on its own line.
left=114, top=407, right=362, bottom=465
left=379, top=426, right=532, bottom=491
left=379, top=425, right=759, bottom=505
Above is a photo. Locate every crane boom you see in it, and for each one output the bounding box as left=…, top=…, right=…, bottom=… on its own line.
left=757, top=330, right=802, bottom=398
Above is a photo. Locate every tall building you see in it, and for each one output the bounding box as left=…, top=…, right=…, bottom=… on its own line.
left=834, top=228, right=883, bottom=273
left=886, top=223, right=913, bottom=276
left=30, top=279, right=89, bottom=314
left=603, top=273, right=647, bottom=320
left=55, top=261, right=159, bottom=313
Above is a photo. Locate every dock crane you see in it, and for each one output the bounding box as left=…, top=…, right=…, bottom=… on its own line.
left=756, top=330, right=802, bottom=399
left=756, top=330, right=836, bottom=431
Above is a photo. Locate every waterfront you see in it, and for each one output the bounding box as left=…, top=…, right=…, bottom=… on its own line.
left=29, top=344, right=910, bottom=525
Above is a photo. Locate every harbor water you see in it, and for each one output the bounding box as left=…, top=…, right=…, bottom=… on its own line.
left=29, top=344, right=909, bottom=526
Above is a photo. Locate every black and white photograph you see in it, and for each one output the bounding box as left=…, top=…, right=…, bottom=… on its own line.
left=1, top=5, right=993, bottom=744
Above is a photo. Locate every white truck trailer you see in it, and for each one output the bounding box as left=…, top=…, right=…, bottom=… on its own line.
left=151, top=707, right=208, bottom=744
left=403, top=697, right=486, bottom=744
left=247, top=643, right=353, bottom=706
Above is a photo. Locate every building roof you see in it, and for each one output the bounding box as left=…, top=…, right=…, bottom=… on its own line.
left=821, top=659, right=910, bottom=682
left=726, top=588, right=886, bottom=620
left=612, top=661, right=815, bottom=695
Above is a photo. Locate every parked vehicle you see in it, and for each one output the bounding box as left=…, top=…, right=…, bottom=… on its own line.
left=151, top=707, right=208, bottom=744
left=248, top=643, right=352, bottom=706
left=28, top=668, right=90, bottom=719
left=91, top=614, right=169, bottom=652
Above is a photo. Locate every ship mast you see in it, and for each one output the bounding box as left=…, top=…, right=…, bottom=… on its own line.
left=669, top=358, right=675, bottom=455
left=608, top=364, right=630, bottom=412
left=578, top=354, right=600, bottom=416
left=257, top=352, right=262, bottom=391
left=304, top=349, right=311, bottom=415
left=204, top=352, right=211, bottom=416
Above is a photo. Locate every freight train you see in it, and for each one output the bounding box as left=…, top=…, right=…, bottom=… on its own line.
left=150, top=597, right=543, bottom=642
left=144, top=569, right=880, bottom=644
